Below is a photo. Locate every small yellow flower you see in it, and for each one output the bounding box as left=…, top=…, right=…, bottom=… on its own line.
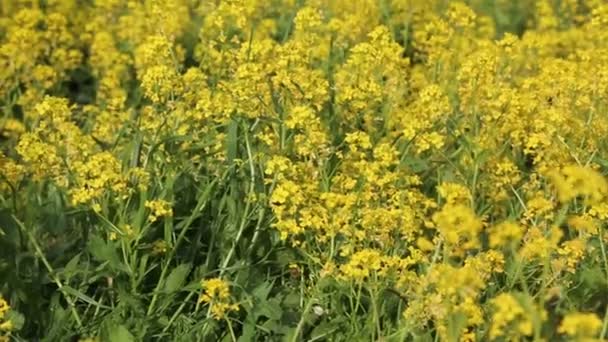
left=489, top=293, right=543, bottom=340
left=199, top=278, right=239, bottom=320
left=151, top=240, right=168, bottom=256
left=416, top=236, right=435, bottom=252
left=558, top=312, right=602, bottom=338
left=0, top=295, right=13, bottom=333
left=108, top=232, right=118, bottom=241
left=145, top=200, right=173, bottom=222
left=0, top=296, right=9, bottom=320
left=437, top=182, right=471, bottom=205
left=92, top=203, right=102, bottom=213
left=488, top=221, right=524, bottom=248
left=199, top=278, right=231, bottom=303
left=548, top=165, right=608, bottom=204
left=0, top=320, right=12, bottom=332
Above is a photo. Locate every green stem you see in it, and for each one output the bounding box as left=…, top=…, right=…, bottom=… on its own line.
left=13, top=216, right=83, bottom=328
left=219, top=126, right=256, bottom=275
left=146, top=180, right=218, bottom=316
left=291, top=290, right=316, bottom=342
left=226, top=317, right=238, bottom=342
left=161, top=291, right=197, bottom=334
left=370, top=286, right=381, bottom=340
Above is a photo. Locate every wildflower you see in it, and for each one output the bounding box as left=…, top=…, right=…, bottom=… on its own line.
left=416, top=236, right=435, bottom=252
left=0, top=296, right=12, bottom=333
left=70, top=152, right=127, bottom=207
left=489, top=293, right=536, bottom=340
left=339, top=249, right=383, bottom=281
left=0, top=152, right=24, bottom=192
left=567, top=215, right=598, bottom=235
left=264, top=156, right=291, bottom=177
left=432, top=204, right=483, bottom=252
left=437, top=182, right=471, bottom=205
left=558, top=312, right=602, bottom=339
left=145, top=200, right=173, bottom=222
left=446, top=2, right=476, bottom=30
left=128, top=168, right=151, bottom=192
left=1, top=118, right=25, bottom=138
left=151, top=240, right=168, bottom=256
left=523, top=195, right=555, bottom=223
left=488, top=221, right=524, bottom=248
left=199, top=278, right=239, bottom=320
left=548, top=165, right=608, bottom=204
left=0, top=296, right=9, bottom=320
left=140, top=65, right=182, bottom=103
left=556, top=238, right=587, bottom=273
left=320, top=262, right=336, bottom=278
left=519, top=226, right=563, bottom=261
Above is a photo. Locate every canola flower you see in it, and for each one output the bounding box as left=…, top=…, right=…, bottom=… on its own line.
left=0, top=0, right=608, bottom=340
left=145, top=199, right=173, bottom=223
left=558, top=312, right=603, bottom=341
left=199, top=278, right=239, bottom=320
left=0, top=296, right=13, bottom=339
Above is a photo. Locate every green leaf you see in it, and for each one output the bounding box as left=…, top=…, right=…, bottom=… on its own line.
left=6, top=310, right=25, bottom=331
left=309, top=320, right=341, bottom=340
left=105, top=324, right=135, bottom=342
left=164, top=263, right=192, bottom=294
left=282, top=293, right=300, bottom=309
left=88, top=235, right=123, bottom=272
left=62, top=285, right=111, bottom=309
left=62, top=253, right=81, bottom=278
left=252, top=281, right=273, bottom=301
left=226, top=119, right=239, bottom=163
left=255, top=297, right=282, bottom=321
left=0, top=209, right=20, bottom=246
left=238, top=319, right=257, bottom=342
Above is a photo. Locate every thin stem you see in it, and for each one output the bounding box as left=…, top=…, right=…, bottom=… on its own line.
left=200, top=123, right=256, bottom=331
left=226, top=317, right=238, bottom=342
left=291, top=289, right=316, bottom=342
left=146, top=180, right=217, bottom=316
left=219, top=125, right=256, bottom=275
left=13, top=216, right=83, bottom=327
left=161, top=291, right=197, bottom=334
left=370, top=286, right=381, bottom=340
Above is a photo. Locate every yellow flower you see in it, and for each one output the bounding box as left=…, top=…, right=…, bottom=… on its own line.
left=556, top=238, right=587, bottom=273
left=0, top=295, right=13, bottom=333
left=1, top=118, right=25, bottom=138
left=339, top=249, right=383, bottom=281
left=70, top=152, right=127, bottom=207
left=432, top=204, right=483, bottom=252
left=145, top=200, right=173, bottom=223
left=558, top=312, right=602, bottom=338
left=199, top=278, right=239, bottom=320
left=437, top=182, right=471, bottom=205
left=446, top=2, right=477, bottom=30
left=0, top=320, right=12, bottom=332
left=488, top=221, right=524, bottom=248
left=548, top=165, right=608, bottom=204
left=151, top=240, right=168, bottom=256
left=489, top=293, right=544, bottom=340
left=200, top=278, right=230, bottom=303
left=0, top=296, right=9, bottom=320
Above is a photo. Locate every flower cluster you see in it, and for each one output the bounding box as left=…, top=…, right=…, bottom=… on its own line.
left=199, top=278, right=239, bottom=320
left=0, top=296, right=14, bottom=340
left=1, top=0, right=608, bottom=340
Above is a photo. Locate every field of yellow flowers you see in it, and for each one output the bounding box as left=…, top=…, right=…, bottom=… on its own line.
left=1, top=0, right=608, bottom=341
